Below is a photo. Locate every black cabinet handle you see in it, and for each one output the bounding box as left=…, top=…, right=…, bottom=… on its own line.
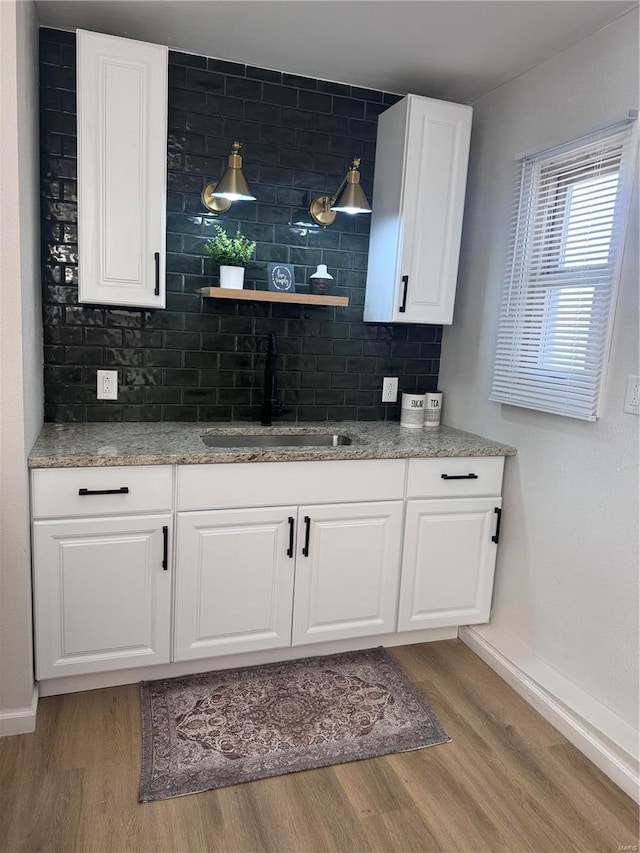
left=441, top=473, right=478, bottom=480
left=154, top=252, right=160, bottom=296
left=491, top=507, right=502, bottom=544
left=287, top=516, right=294, bottom=558
left=78, top=487, right=129, bottom=496
left=302, top=515, right=311, bottom=557
left=399, top=275, right=409, bottom=313
left=162, top=525, right=169, bottom=570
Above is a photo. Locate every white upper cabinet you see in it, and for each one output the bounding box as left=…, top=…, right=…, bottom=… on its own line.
left=77, top=30, right=168, bottom=309
left=364, top=95, right=472, bottom=325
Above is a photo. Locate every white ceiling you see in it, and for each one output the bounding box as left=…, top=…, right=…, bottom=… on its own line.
left=35, top=0, right=637, bottom=102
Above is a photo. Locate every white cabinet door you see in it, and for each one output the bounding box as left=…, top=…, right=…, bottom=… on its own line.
left=33, top=514, right=172, bottom=679
left=398, top=97, right=472, bottom=324
left=398, top=498, right=501, bottom=631
left=292, top=502, right=403, bottom=645
left=174, top=507, right=296, bottom=660
left=364, top=95, right=472, bottom=325
left=77, top=30, right=167, bottom=308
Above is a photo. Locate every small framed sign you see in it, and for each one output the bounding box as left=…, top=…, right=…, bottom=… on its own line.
left=267, top=263, right=296, bottom=293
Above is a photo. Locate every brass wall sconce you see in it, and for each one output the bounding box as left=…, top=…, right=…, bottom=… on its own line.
left=309, top=158, right=372, bottom=226
left=201, top=141, right=256, bottom=214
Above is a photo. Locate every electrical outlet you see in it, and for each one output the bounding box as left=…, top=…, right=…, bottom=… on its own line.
left=382, top=377, right=399, bottom=403
left=624, top=375, right=639, bottom=414
left=97, top=370, right=118, bottom=401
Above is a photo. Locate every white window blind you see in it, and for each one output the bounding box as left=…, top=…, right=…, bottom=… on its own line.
left=490, top=121, right=637, bottom=421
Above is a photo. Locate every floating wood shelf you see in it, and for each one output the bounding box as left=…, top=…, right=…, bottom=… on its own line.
left=197, top=287, right=349, bottom=307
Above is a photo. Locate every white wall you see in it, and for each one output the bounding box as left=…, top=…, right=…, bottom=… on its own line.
left=17, top=1, right=45, bottom=453
left=440, top=10, right=639, bottom=749
left=0, top=0, right=43, bottom=729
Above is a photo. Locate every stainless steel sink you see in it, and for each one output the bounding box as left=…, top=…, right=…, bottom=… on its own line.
left=201, top=432, right=352, bottom=448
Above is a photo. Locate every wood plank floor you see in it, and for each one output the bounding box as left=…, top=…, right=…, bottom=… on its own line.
left=0, top=640, right=637, bottom=853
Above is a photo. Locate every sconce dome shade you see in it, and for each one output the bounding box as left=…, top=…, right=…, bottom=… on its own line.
left=331, top=180, right=372, bottom=214
left=210, top=168, right=256, bottom=201
left=309, top=157, right=371, bottom=226
left=210, top=141, right=256, bottom=202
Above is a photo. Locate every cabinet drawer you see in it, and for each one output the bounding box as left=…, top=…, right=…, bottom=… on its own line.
left=407, top=456, right=504, bottom=498
left=177, top=459, right=406, bottom=511
left=31, top=466, right=173, bottom=519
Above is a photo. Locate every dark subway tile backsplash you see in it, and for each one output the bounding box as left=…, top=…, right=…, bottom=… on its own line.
left=39, top=28, right=442, bottom=423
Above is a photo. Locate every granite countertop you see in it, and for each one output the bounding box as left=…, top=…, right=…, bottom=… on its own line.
left=28, top=421, right=516, bottom=468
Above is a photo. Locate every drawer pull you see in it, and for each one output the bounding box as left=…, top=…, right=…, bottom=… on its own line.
left=287, top=516, right=295, bottom=558
left=154, top=252, right=161, bottom=296
left=78, top=487, right=130, bottom=496
left=302, top=515, right=311, bottom=557
left=162, top=525, right=169, bottom=570
left=491, top=507, right=502, bottom=544
left=399, top=275, right=408, bottom=313
left=440, top=473, right=478, bottom=480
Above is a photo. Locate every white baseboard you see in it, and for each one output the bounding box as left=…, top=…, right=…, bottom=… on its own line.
left=459, top=626, right=639, bottom=803
left=0, top=685, right=39, bottom=736
left=39, top=626, right=457, bottom=697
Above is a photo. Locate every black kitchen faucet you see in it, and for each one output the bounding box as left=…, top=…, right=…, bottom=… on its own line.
left=261, top=331, right=283, bottom=426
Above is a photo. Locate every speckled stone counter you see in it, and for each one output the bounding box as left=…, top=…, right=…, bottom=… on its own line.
left=28, top=421, right=516, bottom=468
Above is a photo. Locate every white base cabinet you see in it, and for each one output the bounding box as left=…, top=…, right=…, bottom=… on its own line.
left=398, top=497, right=501, bottom=631
left=33, top=514, right=172, bottom=679
left=292, top=502, right=402, bottom=645
left=174, top=507, right=296, bottom=660
left=174, top=501, right=403, bottom=660
left=31, top=455, right=507, bottom=688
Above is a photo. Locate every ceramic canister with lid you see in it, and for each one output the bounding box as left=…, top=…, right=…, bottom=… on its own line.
left=400, top=391, right=425, bottom=428
left=424, top=391, right=443, bottom=426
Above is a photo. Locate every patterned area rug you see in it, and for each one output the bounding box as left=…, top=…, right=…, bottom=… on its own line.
left=139, top=648, right=450, bottom=801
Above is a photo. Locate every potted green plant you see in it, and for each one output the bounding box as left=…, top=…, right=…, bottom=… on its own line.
left=204, top=224, right=256, bottom=290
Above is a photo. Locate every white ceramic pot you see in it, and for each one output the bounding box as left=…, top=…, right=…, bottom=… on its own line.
left=219, top=265, right=245, bottom=289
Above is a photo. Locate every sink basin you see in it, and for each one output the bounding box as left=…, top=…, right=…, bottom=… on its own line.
left=201, top=432, right=352, bottom=448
